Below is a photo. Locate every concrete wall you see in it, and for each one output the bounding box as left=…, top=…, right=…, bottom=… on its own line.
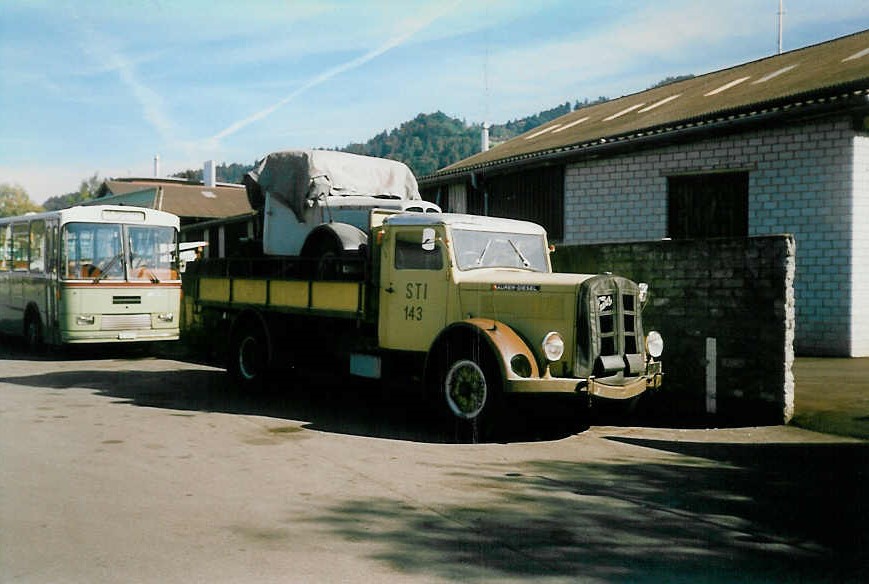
left=553, top=235, right=795, bottom=425
left=563, top=116, right=860, bottom=356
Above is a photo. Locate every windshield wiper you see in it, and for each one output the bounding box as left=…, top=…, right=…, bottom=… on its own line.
left=508, top=239, right=531, bottom=268
left=146, top=267, right=160, bottom=283
left=475, top=240, right=492, bottom=266
left=93, top=252, right=123, bottom=283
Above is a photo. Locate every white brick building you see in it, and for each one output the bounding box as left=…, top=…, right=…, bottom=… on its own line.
left=420, top=31, right=869, bottom=357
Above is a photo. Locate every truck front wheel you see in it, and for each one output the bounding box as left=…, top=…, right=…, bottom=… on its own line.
left=444, top=359, right=489, bottom=420
left=228, top=319, right=270, bottom=391
left=437, top=351, right=502, bottom=442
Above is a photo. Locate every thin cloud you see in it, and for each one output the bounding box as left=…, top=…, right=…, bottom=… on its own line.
left=71, top=10, right=177, bottom=143
left=210, top=0, right=461, bottom=143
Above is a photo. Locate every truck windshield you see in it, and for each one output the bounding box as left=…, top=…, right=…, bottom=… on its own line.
left=452, top=229, right=548, bottom=272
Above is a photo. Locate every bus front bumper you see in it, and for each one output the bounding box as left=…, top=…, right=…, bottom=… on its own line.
left=61, top=329, right=180, bottom=343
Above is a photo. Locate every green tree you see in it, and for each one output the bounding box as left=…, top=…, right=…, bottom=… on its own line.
left=43, top=172, right=102, bottom=211
left=42, top=191, right=80, bottom=211
left=649, top=74, right=695, bottom=89
left=0, top=183, right=43, bottom=217
left=78, top=172, right=101, bottom=200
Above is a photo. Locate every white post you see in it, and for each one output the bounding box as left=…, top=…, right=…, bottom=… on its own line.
left=203, top=160, right=216, bottom=187
left=706, top=337, right=717, bottom=414
left=777, top=0, right=784, bottom=54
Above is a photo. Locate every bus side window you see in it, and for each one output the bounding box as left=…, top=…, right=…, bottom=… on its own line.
left=0, top=224, right=8, bottom=272
left=30, top=220, right=45, bottom=273
left=12, top=223, right=29, bottom=271
left=45, top=223, right=57, bottom=275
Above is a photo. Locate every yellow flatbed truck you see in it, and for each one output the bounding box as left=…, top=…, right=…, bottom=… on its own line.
left=184, top=150, right=663, bottom=436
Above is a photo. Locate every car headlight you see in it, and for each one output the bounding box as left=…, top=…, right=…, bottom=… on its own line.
left=646, top=330, right=664, bottom=358
left=542, top=331, right=565, bottom=362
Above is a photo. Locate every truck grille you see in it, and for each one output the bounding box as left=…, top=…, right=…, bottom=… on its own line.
left=593, top=291, right=639, bottom=356
left=575, top=275, right=644, bottom=379
left=101, top=314, right=151, bottom=331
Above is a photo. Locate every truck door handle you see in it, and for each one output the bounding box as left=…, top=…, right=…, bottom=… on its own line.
left=385, top=286, right=395, bottom=294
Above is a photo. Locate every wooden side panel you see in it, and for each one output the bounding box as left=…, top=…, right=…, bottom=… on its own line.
left=233, top=280, right=267, bottom=304
left=311, top=282, right=362, bottom=312
left=199, top=278, right=230, bottom=302
left=270, top=280, right=309, bottom=308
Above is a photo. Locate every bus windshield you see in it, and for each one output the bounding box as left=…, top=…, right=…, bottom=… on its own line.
left=452, top=229, right=549, bottom=272
left=62, top=222, right=178, bottom=281
left=64, top=223, right=124, bottom=280
left=129, top=226, right=178, bottom=282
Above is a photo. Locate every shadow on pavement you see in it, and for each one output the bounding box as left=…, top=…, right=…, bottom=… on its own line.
left=0, top=357, right=589, bottom=444
left=310, top=438, right=867, bottom=582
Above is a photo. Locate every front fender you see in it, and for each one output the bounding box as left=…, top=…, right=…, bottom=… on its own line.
left=428, top=318, right=539, bottom=383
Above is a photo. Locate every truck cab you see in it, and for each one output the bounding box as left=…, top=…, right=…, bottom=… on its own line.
left=373, top=213, right=663, bottom=423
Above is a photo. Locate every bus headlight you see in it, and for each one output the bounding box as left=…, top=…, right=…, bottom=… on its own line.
left=646, top=330, right=664, bottom=358
left=76, top=315, right=95, bottom=326
left=542, top=331, right=565, bottom=362
left=157, top=312, right=175, bottom=323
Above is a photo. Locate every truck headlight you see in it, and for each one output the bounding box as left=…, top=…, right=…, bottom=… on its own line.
left=542, top=331, right=565, bottom=362
left=646, top=330, right=664, bottom=358
left=157, top=312, right=175, bottom=323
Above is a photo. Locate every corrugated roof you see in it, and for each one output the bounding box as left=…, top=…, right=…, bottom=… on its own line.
left=101, top=179, right=252, bottom=219
left=429, top=30, right=869, bottom=180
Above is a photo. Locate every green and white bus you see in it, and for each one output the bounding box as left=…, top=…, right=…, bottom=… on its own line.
left=0, top=205, right=181, bottom=348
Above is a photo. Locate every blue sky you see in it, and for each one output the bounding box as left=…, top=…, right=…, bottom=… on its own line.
left=1, top=0, right=867, bottom=203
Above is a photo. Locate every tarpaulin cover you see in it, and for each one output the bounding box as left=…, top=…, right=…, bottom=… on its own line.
left=244, top=149, right=420, bottom=220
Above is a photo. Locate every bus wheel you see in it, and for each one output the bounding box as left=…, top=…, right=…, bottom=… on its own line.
left=440, top=354, right=501, bottom=443
left=24, top=312, right=43, bottom=353
left=228, top=319, right=270, bottom=391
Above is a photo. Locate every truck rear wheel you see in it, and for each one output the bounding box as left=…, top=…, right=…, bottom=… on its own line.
left=228, top=319, right=270, bottom=391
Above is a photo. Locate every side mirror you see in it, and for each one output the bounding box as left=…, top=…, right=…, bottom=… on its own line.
left=422, top=228, right=436, bottom=251
left=638, top=283, right=649, bottom=307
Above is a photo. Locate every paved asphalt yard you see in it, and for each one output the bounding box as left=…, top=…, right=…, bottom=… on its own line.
left=0, top=344, right=866, bottom=583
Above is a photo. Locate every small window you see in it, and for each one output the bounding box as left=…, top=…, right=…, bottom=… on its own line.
left=0, top=224, right=9, bottom=271
left=667, top=172, right=749, bottom=239
left=394, top=230, right=443, bottom=271
left=29, top=220, right=45, bottom=272
left=12, top=223, right=29, bottom=271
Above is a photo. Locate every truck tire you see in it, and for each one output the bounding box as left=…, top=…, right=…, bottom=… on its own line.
left=228, top=318, right=270, bottom=391
left=436, top=349, right=502, bottom=443
left=24, top=309, right=44, bottom=353
left=301, top=223, right=367, bottom=281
